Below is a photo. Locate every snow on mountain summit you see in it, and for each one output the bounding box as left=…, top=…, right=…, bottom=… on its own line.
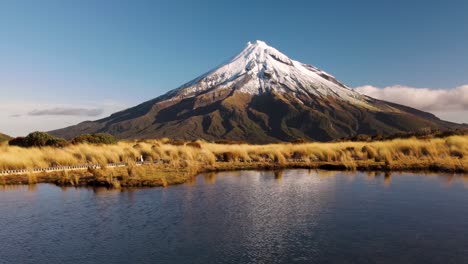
left=50, top=40, right=466, bottom=143
left=166, top=40, right=368, bottom=106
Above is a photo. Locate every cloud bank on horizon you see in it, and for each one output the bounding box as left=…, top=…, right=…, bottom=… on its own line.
left=355, top=84, right=468, bottom=124
left=2, top=85, right=467, bottom=137
left=0, top=100, right=130, bottom=137
left=28, top=107, right=104, bottom=117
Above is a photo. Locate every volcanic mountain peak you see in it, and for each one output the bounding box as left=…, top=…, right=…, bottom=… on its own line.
left=50, top=41, right=466, bottom=143
left=166, top=40, right=367, bottom=106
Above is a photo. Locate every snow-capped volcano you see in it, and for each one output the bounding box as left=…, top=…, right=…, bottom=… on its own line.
left=51, top=41, right=464, bottom=142
left=168, top=40, right=366, bottom=105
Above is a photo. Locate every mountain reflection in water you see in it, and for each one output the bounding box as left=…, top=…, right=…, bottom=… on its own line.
left=1, top=169, right=468, bottom=264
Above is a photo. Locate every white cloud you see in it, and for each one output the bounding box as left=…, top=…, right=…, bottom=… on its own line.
left=2, top=85, right=467, bottom=137
left=0, top=100, right=131, bottom=137
left=28, top=107, right=104, bottom=117
left=355, top=84, right=468, bottom=124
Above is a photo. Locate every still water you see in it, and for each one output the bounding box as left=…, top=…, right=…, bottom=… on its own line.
left=1, top=170, right=468, bottom=264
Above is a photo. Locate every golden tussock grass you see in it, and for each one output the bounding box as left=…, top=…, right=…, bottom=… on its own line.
left=0, top=136, right=467, bottom=186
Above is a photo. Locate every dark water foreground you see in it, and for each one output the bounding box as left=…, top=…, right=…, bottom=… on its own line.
left=1, top=170, right=468, bottom=264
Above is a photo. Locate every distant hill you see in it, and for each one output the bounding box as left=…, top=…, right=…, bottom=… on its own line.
left=50, top=41, right=467, bottom=143
left=0, top=133, right=12, bottom=143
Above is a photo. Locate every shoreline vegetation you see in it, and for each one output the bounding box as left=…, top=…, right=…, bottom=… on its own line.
left=0, top=133, right=12, bottom=143
left=0, top=133, right=467, bottom=188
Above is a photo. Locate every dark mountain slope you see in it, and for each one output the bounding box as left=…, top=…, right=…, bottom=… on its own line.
left=51, top=41, right=466, bottom=142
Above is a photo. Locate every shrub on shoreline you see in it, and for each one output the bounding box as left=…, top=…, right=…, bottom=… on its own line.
left=8, top=132, right=117, bottom=148
left=9, top=132, right=68, bottom=148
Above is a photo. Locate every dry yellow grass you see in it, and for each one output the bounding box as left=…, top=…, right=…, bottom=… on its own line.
left=0, top=136, right=467, bottom=174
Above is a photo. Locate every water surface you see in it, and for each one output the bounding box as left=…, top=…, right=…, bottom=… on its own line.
left=1, top=170, right=468, bottom=264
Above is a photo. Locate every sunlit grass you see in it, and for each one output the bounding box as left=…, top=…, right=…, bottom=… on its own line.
left=0, top=135, right=467, bottom=186
left=0, top=136, right=467, bottom=170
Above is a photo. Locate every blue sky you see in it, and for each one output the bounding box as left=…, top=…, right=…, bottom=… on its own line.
left=1, top=0, right=468, bottom=135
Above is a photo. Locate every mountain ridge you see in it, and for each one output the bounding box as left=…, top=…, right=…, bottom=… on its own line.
left=0, top=133, right=12, bottom=143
